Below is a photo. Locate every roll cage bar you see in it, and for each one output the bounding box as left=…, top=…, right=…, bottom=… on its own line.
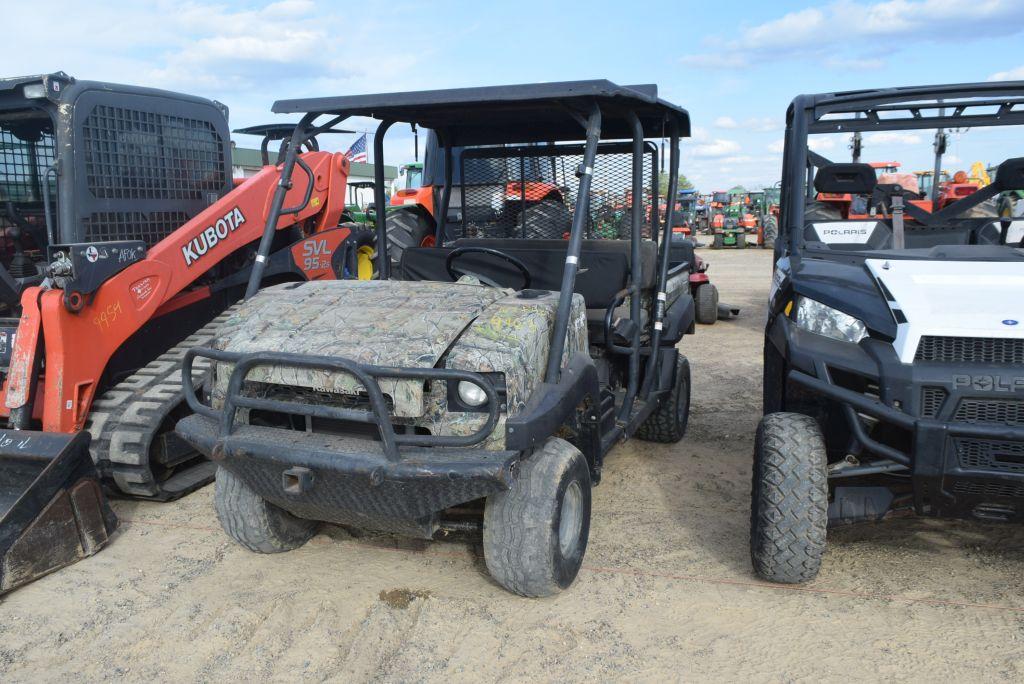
left=242, top=80, right=690, bottom=394
left=780, top=80, right=1024, bottom=257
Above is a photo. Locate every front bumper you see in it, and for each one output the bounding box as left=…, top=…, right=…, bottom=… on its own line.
left=177, top=347, right=513, bottom=537
left=772, top=317, right=1024, bottom=521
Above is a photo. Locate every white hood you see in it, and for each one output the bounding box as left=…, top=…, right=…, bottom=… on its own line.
left=865, top=258, right=1024, bottom=363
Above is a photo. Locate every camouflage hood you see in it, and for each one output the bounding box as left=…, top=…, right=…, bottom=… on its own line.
left=211, top=280, right=508, bottom=417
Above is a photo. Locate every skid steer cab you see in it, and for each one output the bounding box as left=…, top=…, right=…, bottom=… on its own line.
left=0, top=72, right=373, bottom=593
left=751, top=79, right=1024, bottom=585
left=177, top=80, right=697, bottom=597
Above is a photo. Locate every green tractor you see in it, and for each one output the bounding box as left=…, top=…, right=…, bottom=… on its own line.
left=711, top=186, right=750, bottom=249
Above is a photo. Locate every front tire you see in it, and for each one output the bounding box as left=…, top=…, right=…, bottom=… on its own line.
left=635, top=353, right=691, bottom=443
left=694, top=283, right=719, bottom=325
left=483, top=438, right=592, bottom=597
left=750, top=413, right=828, bottom=584
left=712, top=233, right=724, bottom=249
left=214, top=466, right=317, bottom=553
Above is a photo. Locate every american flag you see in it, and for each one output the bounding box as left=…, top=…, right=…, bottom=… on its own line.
left=345, top=133, right=368, bottom=163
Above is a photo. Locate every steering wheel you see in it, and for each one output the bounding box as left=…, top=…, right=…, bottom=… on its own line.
left=445, top=246, right=532, bottom=290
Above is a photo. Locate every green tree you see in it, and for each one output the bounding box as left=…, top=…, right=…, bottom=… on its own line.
left=657, top=171, right=694, bottom=193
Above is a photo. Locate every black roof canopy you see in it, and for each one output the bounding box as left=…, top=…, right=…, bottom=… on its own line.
left=273, top=80, right=690, bottom=145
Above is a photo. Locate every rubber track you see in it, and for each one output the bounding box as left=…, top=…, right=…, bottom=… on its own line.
left=85, top=305, right=241, bottom=500
left=749, top=412, right=829, bottom=583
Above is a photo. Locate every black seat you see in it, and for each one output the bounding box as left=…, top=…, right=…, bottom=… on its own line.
left=400, top=238, right=657, bottom=309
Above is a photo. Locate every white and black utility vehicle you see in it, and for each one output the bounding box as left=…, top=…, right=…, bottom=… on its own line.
left=752, top=81, right=1024, bottom=583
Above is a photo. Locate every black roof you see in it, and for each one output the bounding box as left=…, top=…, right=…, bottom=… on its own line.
left=273, top=80, right=690, bottom=145
left=793, top=80, right=1024, bottom=133
left=233, top=123, right=355, bottom=139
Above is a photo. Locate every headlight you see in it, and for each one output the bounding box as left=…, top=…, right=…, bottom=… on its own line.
left=794, top=296, right=867, bottom=343
left=457, top=380, right=488, bottom=407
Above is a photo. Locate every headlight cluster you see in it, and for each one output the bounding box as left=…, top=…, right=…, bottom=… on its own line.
left=793, top=296, right=867, bottom=343
left=457, top=380, right=488, bottom=407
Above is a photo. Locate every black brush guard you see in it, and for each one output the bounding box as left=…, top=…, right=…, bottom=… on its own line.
left=0, top=431, right=117, bottom=594
left=176, top=348, right=519, bottom=537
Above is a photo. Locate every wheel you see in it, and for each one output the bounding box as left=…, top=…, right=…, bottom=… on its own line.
left=735, top=231, right=747, bottom=249
left=214, top=466, right=317, bottom=553
left=694, top=283, right=719, bottom=325
left=749, top=413, right=828, bottom=584
left=712, top=233, right=724, bottom=249
left=519, top=198, right=571, bottom=240
left=635, top=353, right=691, bottom=443
left=763, top=216, right=778, bottom=248
left=483, top=438, right=592, bottom=597
left=804, top=202, right=843, bottom=222
left=386, top=208, right=436, bottom=267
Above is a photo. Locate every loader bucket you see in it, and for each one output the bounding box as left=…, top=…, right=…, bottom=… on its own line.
left=0, top=431, right=117, bottom=594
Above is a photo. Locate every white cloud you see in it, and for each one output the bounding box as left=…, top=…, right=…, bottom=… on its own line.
left=866, top=132, right=924, bottom=145
left=715, top=116, right=780, bottom=132
left=808, top=138, right=837, bottom=152
left=988, top=65, right=1024, bottom=81
left=690, top=139, right=742, bottom=158
left=681, top=1, right=1024, bottom=69
left=767, top=139, right=785, bottom=154
left=825, top=57, right=886, bottom=71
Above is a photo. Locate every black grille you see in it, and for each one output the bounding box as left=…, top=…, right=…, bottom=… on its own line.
left=954, top=398, right=1024, bottom=426
left=83, top=211, right=192, bottom=247
left=1, top=120, right=57, bottom=261
left=457, top=142, right=655, bottom=241
left=955, top=438, right=1024, bottom=472
left=915, top=335, right=1024, bottom=364
left=920, top=386, right=947, bottom=418
left=953, top=480, right=1024, bottom=499
left=81, top=105, right=226, bottom=201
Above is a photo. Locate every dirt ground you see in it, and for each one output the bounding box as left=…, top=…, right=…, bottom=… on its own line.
left=3, top=247, right=1023, bottom=682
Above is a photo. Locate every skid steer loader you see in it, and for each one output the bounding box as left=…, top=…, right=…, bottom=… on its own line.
left=0, top=72, right=365, bottom=593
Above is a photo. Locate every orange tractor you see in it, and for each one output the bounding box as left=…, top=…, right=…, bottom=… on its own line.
left=0, top=72, right=368, bottom=593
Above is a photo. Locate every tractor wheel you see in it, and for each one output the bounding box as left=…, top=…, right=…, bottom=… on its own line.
left=386, top=208, right=436, bottom=267
left=635, top=353, right=691, bottom=443
left=750, top=413, right=828, bottom=584
left=804, top=202, right=843, bottom=222
left=520, top=199, right=571, bottom=240
left=763, top=216, right=778, bottom=249
left=735, top=231, right=747, bottom=249
left=712, top=233, right=724, bottom=249
left=694, top=283, right=719, bottom=325
left=214, top=466, right=317, bottom=553
left=483, top=438, right=591, bottom=597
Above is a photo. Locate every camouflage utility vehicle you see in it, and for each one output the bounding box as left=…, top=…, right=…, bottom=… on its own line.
left=176, top=81, right=695, bottom=596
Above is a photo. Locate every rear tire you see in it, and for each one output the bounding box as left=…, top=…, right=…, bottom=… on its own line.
left=735, top=231, right=747, bottom=249
left=386, top=208, right=436, bottom=268
left=520, top=198, right=571, bottom=240
left=750, top=413, right=828, bottom=584
left=214, top=466, right=317, bottom=553
left=483, top=438, right=591, bottom=597
left=763, top=216, right=778, bottom=248
left=694, top=283, right=719, bottom=325
left=635, top=353, right=691, bottom=443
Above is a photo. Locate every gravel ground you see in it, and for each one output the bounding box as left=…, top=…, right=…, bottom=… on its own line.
left=2, top=246, right=1022, bottom=682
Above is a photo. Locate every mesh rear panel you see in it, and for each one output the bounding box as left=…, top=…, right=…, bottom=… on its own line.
left=920, top=386, right=947, bottom=418
left=915, top=335, right=1024, bottom=364
left=83, top=211, right=192, bottom=247
left=81, top=104, right=226, bottom=201
left=457, top=143, right=655, bottom=241
left=0, top=122, right=57, bottom=258
left=954, top=398, right=1024, bottom=426
left=953, top=480, right=1024, bottom=498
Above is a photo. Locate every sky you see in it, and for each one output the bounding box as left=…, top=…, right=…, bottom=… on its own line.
left=5, top=0, right=1024, bottom=191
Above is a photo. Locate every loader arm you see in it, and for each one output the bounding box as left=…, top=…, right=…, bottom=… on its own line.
left=3, top=150, right=351, bottom=433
